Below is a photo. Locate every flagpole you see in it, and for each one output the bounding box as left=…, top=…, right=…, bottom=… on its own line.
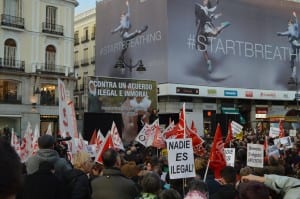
left=203, top=159, right=210, bottom=181
left=183, top=102, right=186, bottom=139
left=182, top=102, right=186, bottom=197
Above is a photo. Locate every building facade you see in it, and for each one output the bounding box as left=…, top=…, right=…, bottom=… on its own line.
left=73, top=8, right=96, bottom=132
left=0, top=0, right=78, bottom=138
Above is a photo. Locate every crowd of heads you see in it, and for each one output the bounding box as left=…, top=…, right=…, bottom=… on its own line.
left=0, top=128, right=299, bottom=199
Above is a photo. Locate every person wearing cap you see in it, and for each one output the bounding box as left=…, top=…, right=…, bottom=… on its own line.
left=25, top=134, right=72, bottom=177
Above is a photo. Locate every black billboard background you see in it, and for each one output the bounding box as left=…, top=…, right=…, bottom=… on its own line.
left=96, top=0, right=300, bottom=91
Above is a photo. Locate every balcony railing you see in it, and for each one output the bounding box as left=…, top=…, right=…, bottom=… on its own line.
left=0, top=94, right=22, bottom=104
left=36, top=63, right=66, bottom=74
left=91, top=32, right=95, bottom=40
left=81, top=35, right=89, bottom=43
left=1, top=14, right=24, bottom=29
left=0, top=58, right=25, bottom=72
left=90, top=56, right=95, bottom=64
left=42, top=22, right=63, bottom=36
left=81, top=59, right=89, bottom=66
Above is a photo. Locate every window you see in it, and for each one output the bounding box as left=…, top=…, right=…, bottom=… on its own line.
left=45, top=45, right=56, bottom=71
left=4, top=0, right=22, bottom=17
left=84, top=27, right=89, bottom=40
left=74, top=51, right=79, bottom=66
left=0, top=80, right=20, bottom=103
left=4, top=39, right=16, bottom=67
left=46, top=6, right=57, bottom=29
left=40, top=84, right=56, bottom=105
left=83, top=48, right=88, bottom=60
left=91, top=24, right=96, bottom=40
left=74, top=31, right=79, bottom=45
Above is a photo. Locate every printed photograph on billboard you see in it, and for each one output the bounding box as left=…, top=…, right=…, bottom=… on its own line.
left=87, top=76, right=157, bottom=143
left=96, top=0, right=300, bottom=91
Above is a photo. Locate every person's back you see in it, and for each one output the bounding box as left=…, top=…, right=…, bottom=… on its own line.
left=0, top=138, right=22, bottom=199
left=22, top=161, right=64, bottom=199
left=91, top=149, right=140, bottom=199
left=62, top=151, right=92, bottom=199
left=25, top=135, right=72, bottom=177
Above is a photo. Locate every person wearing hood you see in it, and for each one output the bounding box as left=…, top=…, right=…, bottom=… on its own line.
left=25, top=134, right=72, bottom=177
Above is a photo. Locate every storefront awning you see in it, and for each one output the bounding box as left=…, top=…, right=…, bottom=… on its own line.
left=221, top=107, right=240, bottom=115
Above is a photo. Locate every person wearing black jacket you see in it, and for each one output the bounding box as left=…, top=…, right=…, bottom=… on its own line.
left=63, top=151, right=92, bottom=199
left=211, top=166, right=237, bottom=199
left=22, top=161, right=65, bottom=199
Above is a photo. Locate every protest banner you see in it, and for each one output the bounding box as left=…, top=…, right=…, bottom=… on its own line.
left=274, top=136, right=293, bottom=149
left=166, top=138, right=195, bottom=179
left=224, top=148, right=235, bottom=167
left=247, top=144, right=264, bottom=168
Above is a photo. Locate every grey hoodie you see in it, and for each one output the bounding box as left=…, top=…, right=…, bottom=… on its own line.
left=26, top=149, right=72, bottom=176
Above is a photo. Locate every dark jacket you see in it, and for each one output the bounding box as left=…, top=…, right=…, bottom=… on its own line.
left=91, top=168, right=140, bottom=199
left=210, top=184, right=237, bottom=199
left=22, top=168, right=65, bottom=199
left=63, top=168, right=92, bottom=199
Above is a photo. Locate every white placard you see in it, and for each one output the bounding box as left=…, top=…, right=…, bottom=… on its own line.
left=289, top=129, right=297, bottom=137
left=224, top=148, right=235, bottom=167
left=269, top=127, right=280, bottom=138
left=166, top=138, right=196, bottom=179
left=247, top=144, right=264, bottom=168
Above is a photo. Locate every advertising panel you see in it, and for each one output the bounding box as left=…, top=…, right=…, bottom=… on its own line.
left=87, top=76, right=157, bottom=143
left=96, top=0, right=300, bottom=91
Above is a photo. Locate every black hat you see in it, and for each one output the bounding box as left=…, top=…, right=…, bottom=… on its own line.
left=38, top=135, right=55, bottom=149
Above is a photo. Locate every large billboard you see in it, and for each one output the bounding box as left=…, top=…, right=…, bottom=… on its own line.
left=87, top=76, right=157, bottom=143
left=96, top=0, right=300, bottom=91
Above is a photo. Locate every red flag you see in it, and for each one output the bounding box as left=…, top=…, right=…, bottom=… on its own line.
left=152, top=124, right=166, bottom=149
left=225, top=121, right=233, bottom=147
left=95, top=133, right=113, bottom=164
left=186, top=124, right=206, bottom=156
left=89, top=129, right=97, bottom=145
left=209, top=124, right=226, bottom=179
left=279, top=120, right=284, bottom=138
left=163, top=109, right=185, bottom=139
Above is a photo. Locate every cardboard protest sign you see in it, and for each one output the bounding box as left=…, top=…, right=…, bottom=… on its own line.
left=166, top=138, right=195, bottom=179
left=247, top=144, right=264, bottom=168
left=224, top=148, right=235, bottom=167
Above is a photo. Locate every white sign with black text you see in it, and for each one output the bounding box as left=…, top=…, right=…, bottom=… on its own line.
left=247, top=144, right=264, bottom=168
left=166, top=138, right=196, bottom=179
left=224, top=148, right=235, bottom=167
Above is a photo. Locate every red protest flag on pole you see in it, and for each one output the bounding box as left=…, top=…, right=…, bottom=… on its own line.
left=95, top=133, right=113, bottom=164
left=279, top=120, right=284, bottom=138
left=152, top=124, right=166, bottom=149
left=209, top=123, right=226, bottom=179
left=225, top=121, right=233, bottom=147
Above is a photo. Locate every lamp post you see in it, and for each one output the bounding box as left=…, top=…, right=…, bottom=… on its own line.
left=114, top=57, right=146, bottom=72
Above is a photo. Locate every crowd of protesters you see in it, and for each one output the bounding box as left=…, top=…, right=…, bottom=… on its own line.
left=0, top=125, right=300, bottom=199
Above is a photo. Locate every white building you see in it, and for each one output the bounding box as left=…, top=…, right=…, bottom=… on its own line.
left=0, top=0, right=78, bottom=138
left=73, top=8, right=96, bottom=131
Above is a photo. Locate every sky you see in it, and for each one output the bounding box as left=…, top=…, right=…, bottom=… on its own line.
left=75, top=0, right=96, bottom=14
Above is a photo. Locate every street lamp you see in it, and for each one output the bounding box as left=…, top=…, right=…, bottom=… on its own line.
left=114, top=57, right=146, bottom=72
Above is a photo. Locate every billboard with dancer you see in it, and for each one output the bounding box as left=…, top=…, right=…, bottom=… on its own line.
left=96, top=0, right=300, bottom=91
